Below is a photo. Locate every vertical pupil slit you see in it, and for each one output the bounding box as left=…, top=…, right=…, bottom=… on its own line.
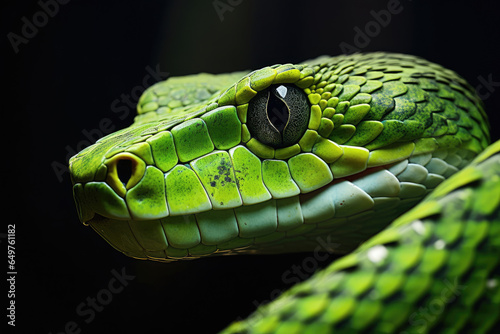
left=266, top=93, right=289, bottom=133
left=117, top=159, right=133, bottom=186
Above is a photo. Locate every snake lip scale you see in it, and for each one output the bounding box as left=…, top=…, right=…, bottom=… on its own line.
left=69, top=52, right=500, bottom=333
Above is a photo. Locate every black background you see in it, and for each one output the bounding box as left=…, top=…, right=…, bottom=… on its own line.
left=3, top=0, right=500, bottom=333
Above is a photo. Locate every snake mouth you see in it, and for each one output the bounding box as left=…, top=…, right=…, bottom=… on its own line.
left=73, top=141, right=470, bottom=246
left=73, top=146, right=470, bottom=260
left=74, top=158, right=411, bottom=227
left=73, top=158, right=426, bottom=260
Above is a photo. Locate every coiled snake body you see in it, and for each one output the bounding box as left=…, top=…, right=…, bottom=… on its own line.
left=69, top=53, right=500, bottom=333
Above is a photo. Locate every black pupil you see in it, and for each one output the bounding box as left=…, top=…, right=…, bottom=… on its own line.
left=267, top=89, right=289, bottom=133
left=246, top=83, right=309, bottom=149
left=117, top=159, right=133, bottom=186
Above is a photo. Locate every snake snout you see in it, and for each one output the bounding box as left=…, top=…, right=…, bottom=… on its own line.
left=71, top=153, right=149, bottom=224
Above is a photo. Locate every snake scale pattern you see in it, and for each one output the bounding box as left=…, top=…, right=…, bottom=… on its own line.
left=69, top=52, right=500, bottom=333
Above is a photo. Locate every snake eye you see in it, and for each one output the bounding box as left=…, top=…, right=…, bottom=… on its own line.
left=247, top=84, right=310, bottom=148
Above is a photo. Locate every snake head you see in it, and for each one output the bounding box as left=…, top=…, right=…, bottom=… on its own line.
left=69, top=53, right=489, bottom=260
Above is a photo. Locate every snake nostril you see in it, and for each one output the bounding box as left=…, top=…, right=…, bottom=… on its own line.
left=104, top=152, right=146, bottom=197
left=116, top=159, right=133, bottom=187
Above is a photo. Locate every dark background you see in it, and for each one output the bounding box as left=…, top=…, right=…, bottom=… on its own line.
left=3, top=0, right=500, bottom=333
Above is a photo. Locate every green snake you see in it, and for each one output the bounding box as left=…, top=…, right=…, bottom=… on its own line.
left=69, top=52, right=500, bottom=333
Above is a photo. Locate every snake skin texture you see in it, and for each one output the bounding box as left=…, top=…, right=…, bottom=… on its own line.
left=68, top=52, right=498, bottom=333
left=221, top=140, right=500, bottom=334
